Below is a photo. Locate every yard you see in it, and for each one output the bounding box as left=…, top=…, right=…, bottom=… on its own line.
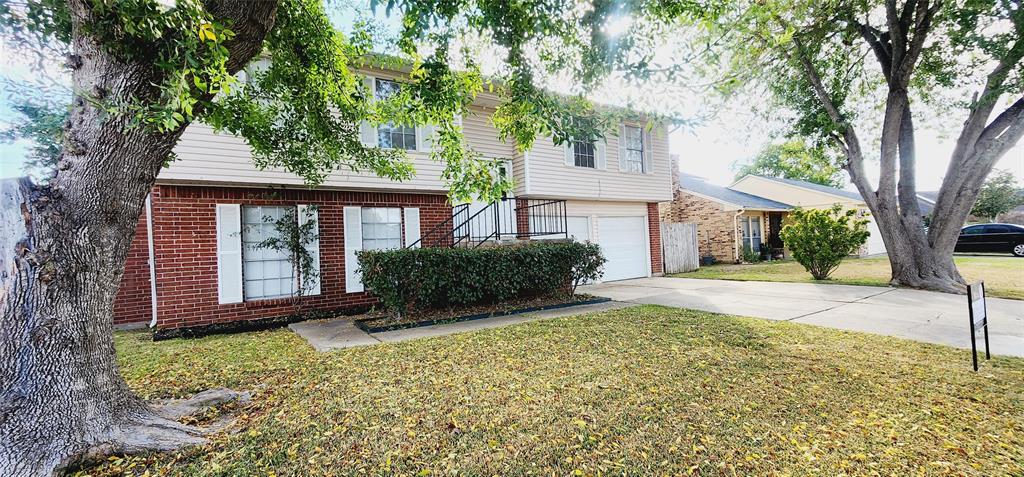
left=675, top=255, right=1024, bottom=300
left=84, top=306, right=1023, bottom=476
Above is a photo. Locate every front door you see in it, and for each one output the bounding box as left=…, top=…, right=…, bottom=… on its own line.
left=767, top=212, right=784, bottom=250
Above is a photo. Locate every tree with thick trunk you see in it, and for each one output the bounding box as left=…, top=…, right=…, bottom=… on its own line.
left=782, top=0, right=1024, bottom=293
left=0, top=2, right=279, bottom=473
left=0, top=0, right=630, bottom=472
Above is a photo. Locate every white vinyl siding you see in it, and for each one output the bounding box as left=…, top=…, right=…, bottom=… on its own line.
left=516, top=124, right=671, bottom=202
left=163, top=68, right=670, bottom=202
left=242, top=206, right=297, bottom=300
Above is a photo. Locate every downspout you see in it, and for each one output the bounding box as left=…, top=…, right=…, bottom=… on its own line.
left=733, top=209, right=745, bottom=263
left=146, top=194, right=159, bottom=328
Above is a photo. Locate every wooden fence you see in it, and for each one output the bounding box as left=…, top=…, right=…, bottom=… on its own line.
left=661, top=222, right=699, bottom=274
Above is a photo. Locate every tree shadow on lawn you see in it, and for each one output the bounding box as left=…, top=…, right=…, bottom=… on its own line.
left=100, top=305, right=1024, bottom=476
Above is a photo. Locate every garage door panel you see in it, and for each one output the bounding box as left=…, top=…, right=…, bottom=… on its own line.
left=597, top=216, right=648, bottom=281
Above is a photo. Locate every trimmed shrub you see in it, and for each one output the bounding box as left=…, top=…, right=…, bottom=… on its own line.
left=780, top=205, right=870, bottom=280
left=357, top=241, right=605, bottom=316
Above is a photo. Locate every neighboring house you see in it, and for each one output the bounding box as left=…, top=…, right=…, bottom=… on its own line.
left=113, top=64, right=672, bottom=330
left=660, top=169, right=888, bottom=263
left=729, top=174, right=887, bottom=257
left=661, top=173, right=790, bottom=263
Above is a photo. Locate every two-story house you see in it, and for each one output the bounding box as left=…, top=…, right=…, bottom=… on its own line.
left=113, top=65, right=673, bottom=331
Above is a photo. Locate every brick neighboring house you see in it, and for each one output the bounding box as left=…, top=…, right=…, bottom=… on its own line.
left=661, top=168, right=901, bottom=263
left=113, top=63, right=672, bottom=331
left=660, top=172, right=791, bottom=263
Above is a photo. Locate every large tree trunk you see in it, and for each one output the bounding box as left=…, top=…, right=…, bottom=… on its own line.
left=0, top=1, right=277, bottom=474
left=813, top=1, right=1024, bottom=295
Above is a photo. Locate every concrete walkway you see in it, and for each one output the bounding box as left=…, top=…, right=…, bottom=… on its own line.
left=580, top=277, right=1024, bottom=357
left=289, top=301, right=631, bottom=352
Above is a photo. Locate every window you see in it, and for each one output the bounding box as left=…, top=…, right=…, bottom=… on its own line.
left=962, top=226, right=986, bottom=235
left=362, top=207, right=403, bottom=251
left=985, top=225, right=1011, bottom=234
left=623, top=125, right=645, bottom=173
left=375, top=79, right=417, bottom=150
left=572, top=140, right=596, bottom=168
left=242, top=206, right=296, bottom=300
left=740, top=216, right=762, bottom=254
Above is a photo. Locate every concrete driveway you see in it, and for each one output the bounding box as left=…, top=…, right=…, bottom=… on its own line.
left=580, top=277, right=1024, bottom=357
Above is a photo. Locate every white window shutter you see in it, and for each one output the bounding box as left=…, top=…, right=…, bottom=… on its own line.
left=596, top=139, right=607, bottom=170
left=617, top=124, right=627, bottom=172
left=360, top=121, right=377, bottom=147
left=215, top=204, right=243, bottom=304
left=297, top=205, right=321, bottom=296
left=360, top=75, right=377, bottom=147
left=343, top=206, right=364, bottom=293
left=404, top=208, right=421, bottom=248
left=563, top=140, right=574, bottom=166
left=417, top=124, right=435, bottom=153
left=643, top=129, right=654, bottom=174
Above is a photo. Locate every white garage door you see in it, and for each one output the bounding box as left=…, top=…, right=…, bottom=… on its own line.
left=597, top=216, right=649, bottom=281
left=865, top=217, right=887, bottom=256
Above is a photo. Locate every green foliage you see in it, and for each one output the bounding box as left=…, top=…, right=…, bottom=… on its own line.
left=741, top=245, right=762, bottom=264
left=971, top=169, right=1023, bottom=220
left=357, top=241, right=605, bottom=316
left=780, top=205, right=870, bottom=280
left=0, top=95, right=67, bottom=175
left=734, top=140, right=844, bottom=187
left=251, top=206, right=320, bottom=297
left=0, top=0, right=517, bottom=203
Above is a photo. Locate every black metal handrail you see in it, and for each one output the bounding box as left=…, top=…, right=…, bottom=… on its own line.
left=407, top=203, right=469, bottom=248
left=409, top=197, right=568, bottom=249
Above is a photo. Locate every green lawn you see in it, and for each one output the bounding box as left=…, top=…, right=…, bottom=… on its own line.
left=674, top=255, right=1024, bottom=300
left=84, top=306, right=1023, bottom=476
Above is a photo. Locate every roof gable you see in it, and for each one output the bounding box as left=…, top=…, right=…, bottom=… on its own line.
left=678, top=174, right=792, bottom=210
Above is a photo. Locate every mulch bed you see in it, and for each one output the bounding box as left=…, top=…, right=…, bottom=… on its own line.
left=353, top=294, right=610, bottom=333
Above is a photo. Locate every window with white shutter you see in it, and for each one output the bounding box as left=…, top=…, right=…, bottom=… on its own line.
left=242, top=206, right=297, bottom=300
left=622, top=125, right=645, bottom=173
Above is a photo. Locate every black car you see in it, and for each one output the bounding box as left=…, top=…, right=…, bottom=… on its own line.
left=955, top=223, right=1024, bottom=257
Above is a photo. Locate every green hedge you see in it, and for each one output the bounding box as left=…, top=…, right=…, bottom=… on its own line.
left=357, top=241, right=605, bottom=316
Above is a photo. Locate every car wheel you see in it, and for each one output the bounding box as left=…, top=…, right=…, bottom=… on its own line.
left=1014, top=243, right=1024, bottom=257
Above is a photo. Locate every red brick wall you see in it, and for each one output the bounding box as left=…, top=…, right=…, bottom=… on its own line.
left=647, top=202, right=663, bottom=275
left=114, top=185, right=451, bottom=330
left=113, top=210, right=153, bottom=325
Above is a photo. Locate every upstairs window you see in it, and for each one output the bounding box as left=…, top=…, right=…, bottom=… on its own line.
left=572, top=140, right=596, bottom=168
left=375, top=79, right=417, bottom=150
left=623, top=125, right=645, bottom=173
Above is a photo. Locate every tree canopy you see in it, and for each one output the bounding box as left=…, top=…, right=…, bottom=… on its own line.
left=733, top=140, right=845, bottom=187
left=971, top=169, right=1023, bottom=220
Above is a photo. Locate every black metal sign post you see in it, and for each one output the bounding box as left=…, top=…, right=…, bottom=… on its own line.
left=967, top=281, right=991, bottom=371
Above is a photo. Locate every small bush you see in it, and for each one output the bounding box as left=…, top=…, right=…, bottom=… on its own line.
left=357, top=241, right=605, bottom=316
left=780, top=205, right=870, bottom=280
left=741, top=245, right=762, bottom=264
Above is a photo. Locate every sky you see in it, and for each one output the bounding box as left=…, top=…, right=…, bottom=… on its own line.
left=1, top=2, right=1022, bottom=191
